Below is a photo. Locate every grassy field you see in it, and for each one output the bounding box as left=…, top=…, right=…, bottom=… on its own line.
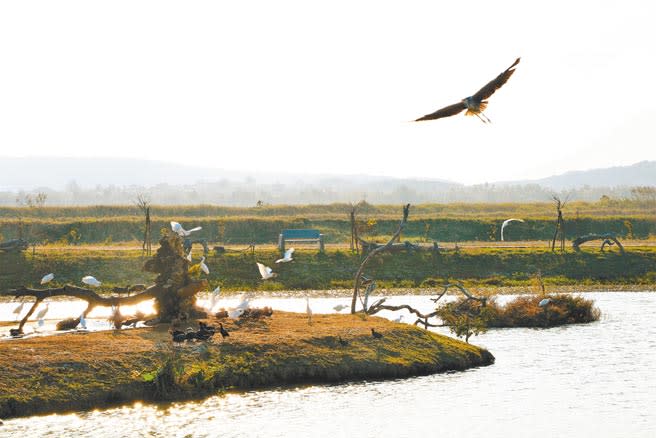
left=2, top=200, right=655, bottom=245
left=2, top=243, right=654, bottom=293
left=0, top=311, right=493, bottom=419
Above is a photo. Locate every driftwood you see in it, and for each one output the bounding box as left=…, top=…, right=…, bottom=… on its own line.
left=4, top=280, right=206, bottom=334
left=572, top=233, right=625, bottom=254
left=350, top=204, right=410, bottom=313
left=0, top=239, right=29, bottom=253
left=366, top=283, right=487, bottom=329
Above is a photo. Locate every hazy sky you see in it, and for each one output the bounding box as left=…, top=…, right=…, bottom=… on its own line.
left=1, top=1, right=655, bottom=184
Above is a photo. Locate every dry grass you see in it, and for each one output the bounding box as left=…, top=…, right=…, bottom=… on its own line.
left=0, top=311, right=493, bottom=419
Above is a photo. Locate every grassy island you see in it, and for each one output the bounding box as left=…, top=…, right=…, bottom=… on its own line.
left=0, top=311, right=493, bottom=419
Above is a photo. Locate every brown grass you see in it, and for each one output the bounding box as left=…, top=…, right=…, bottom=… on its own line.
left=0, top=311, right=493, bottom=419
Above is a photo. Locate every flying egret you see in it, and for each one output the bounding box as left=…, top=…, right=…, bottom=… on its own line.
left=35, top=303, right=49, bottom=326
left=501, top=218, right=525, bottom=241
left=200, top=256, right=210, bottom=275
left=40, top=273, right=54, bottom=284
left=275, top=248, right=295, bottom=263
left=256, top=262, right=277, bottom=280
left=415, top=57, right=520, bottom=124
left=538, top=298, right=552, bottom=307
left=82, top=276, right=102, bottom=287
left=170, top=221, right=202, bottom=237
left=306, top=297, right=313, bottom=324
left=333, top=304, right=349, bottom=312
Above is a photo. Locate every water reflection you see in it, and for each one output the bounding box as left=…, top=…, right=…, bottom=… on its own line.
left=1, top=292, right=655, bottom=437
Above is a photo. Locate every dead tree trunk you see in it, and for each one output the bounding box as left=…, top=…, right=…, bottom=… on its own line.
left=2, top=232, right=207, bottom=334
left=350, top=204, right=410, bottom=314
left=551, top=196, right=566, bottom=252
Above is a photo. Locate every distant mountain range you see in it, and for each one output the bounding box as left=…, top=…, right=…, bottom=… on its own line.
left=0, top=157, right=654, bottom=205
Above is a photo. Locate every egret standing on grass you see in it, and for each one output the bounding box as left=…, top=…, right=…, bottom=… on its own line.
left=170, top=221, right=202, bottom=237
left=306, top=297, right=313, bottom=324
left=40, top=273, right=54, bottom=284
left=275, top=248, right=295, bottom=263
left=501, top=218, right=525, bottom=241
left=256, top=262, right=277, bottom=280
left=82, top=276, right=101, bottom=287
left=415, top=57, right=520, bottom=124
left=12, top=301, right=26, bottom=321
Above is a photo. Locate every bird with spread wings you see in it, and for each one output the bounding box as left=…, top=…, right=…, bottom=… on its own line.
left=415, top=57, right=520, bottom=124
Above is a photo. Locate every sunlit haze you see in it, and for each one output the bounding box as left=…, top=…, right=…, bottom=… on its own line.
left=1, top=1, right=655, bottom=185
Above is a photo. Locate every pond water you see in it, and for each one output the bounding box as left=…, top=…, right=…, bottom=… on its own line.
left=1, top=292, right=655, bottom=437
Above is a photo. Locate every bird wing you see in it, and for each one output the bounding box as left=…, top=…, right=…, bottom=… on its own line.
left=201, top=264, right=210, bottom=275
left=287, top=248, right=295, bottom=256
left=256, top=262, right=267, bottom=278
left=170, top=221, right=182, bottom=232
left=472, top=57, right=520, bottom=102
left=415, top=102, right=465, bottom=121
left=187, top=226, right=202, bottom=234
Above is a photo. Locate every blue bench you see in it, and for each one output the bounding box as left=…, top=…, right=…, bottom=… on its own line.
left=278, top=229, right=325, bottom=253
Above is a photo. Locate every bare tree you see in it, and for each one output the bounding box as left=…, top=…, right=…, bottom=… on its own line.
left=550, top=196, right=567, bottom=252
left=135, top=194, right=152, bottom=256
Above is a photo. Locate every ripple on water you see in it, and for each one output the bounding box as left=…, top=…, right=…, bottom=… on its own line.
left=1, top=292, right=655, bottom=437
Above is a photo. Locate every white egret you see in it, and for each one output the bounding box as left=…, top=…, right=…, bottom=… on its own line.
left=186, top=252, right=192, bottom=262
left=79, top=312, right=87, bottom=330
left=170, top=221, right=202, bottom=237
left=235, top=295, right=250, bottom=311
left=538, top=298, right=551, bottom=307
left=200, top=256, right=210, bottom=275
left=393, top=315, right=404, bottom=323
left=40, top=273, right=54, bottom=284
left=500, top=218, right=525, bottom=241
left=208, top=286, right=221, bottom=311
left=333, top=304, right=349, bottom=312
left=228, top=308, right=245, bottom=319
left=82, top=276, right=102, bottom=287
left=306, top=297, right=313, bottom=324
left=12, top=301, right=26, bottom=320
left=256, top=262, right=277, bottom=280
left=35, top=303, right=49, bottom=326
left=275, top=248, right=295, bottom=263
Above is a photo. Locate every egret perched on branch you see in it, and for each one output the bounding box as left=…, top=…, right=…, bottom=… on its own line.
left=256, top=262, right=277, bottom=280
left=41, top=273, right=54, bottom=284
left=200, top=257, right=209, bottom=275
left=501, top=218, right=525, bottom=241
left=415, top=57, right=520, bottom=124
left=188, top=257, right=209, bottom=277
left=82, top=276, right=101, bottom=287
left=170, top=221, right=202, bottom=237
left=275, top=248, right=295, bottom=263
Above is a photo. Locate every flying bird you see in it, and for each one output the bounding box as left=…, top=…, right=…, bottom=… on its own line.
left=415, top=57, right=520, bottom=124
left=501, top=218, right=525, bottom=241
left=170, top=221, right=202, bottom=237
left=256, top=262, right=277, bottom=280
left=41, top=273, right=54, bottom=284
left=275, top=248, right=295, bottom=263
left=82, top=275, right=102, bottom=287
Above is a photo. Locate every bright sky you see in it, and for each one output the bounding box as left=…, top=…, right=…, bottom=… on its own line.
left=1, top=1, right=655, bottom=185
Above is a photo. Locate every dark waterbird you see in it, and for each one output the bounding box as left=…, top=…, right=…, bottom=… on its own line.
left=171, top=330, right=186, bottom=343
left=338, top=336, right=349, bottom=346
left=218, top=323, right=230, bottom=339
left=415, top=57, right=520, bottom=124
left=371, top=328, right=383, bottom=339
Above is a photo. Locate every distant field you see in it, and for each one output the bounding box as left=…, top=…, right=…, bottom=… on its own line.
left=1, top=200, right=655, bottom=246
